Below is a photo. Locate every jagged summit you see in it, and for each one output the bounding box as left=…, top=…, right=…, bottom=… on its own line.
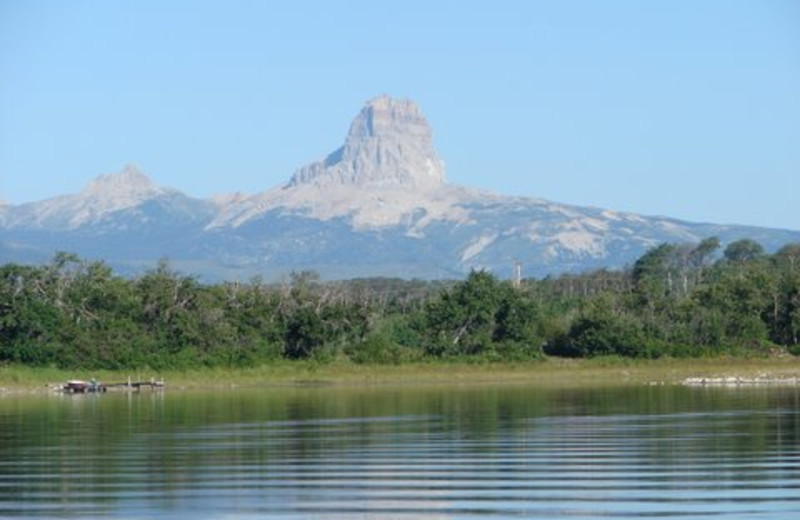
left=288, top=95, right=446, bottom=190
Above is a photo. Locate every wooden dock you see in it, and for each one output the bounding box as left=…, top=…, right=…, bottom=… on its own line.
left=56, top=378, right=165, bottom=393
left=106, top=378, right=165, bottom=390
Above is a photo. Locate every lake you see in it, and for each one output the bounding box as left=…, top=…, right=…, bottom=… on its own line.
left=1, top=384, right=798, bottom=519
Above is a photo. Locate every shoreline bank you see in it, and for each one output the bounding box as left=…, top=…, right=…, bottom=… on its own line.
left=2, top=357, right=799, bottom=395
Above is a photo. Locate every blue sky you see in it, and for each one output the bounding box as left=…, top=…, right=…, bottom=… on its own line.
left=1, top=0, right=798, bottom=229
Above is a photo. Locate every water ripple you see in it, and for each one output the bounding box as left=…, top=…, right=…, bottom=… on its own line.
left=1, top=388, right=799, bottom=519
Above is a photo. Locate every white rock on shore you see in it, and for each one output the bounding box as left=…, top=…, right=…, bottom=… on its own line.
left=683, top=375, right=800, bottom=387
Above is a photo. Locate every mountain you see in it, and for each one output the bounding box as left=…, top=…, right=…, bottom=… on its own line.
left=208, top=94, right=464, bottom=232
left=289, top=95, right=445, bottom=190
left=2, top=96, right=799, bottom=280
left=1, top=165, right=216, bottom=274
left=4, top=164, right=214, bottom=231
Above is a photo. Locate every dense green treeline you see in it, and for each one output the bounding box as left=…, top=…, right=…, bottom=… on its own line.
left=1, top=238, right=799, bottom=369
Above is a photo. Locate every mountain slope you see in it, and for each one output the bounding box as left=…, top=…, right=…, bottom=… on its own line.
left=2, top=96, right=798, bottom=280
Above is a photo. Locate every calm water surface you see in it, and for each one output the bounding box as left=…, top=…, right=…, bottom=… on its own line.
left=0, top=384, right=798, bottom=519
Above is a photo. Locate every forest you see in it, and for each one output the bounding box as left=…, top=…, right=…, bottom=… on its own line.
left=1, top=237, right=799, bottom=370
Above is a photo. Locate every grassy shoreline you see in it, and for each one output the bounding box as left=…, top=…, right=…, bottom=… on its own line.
left=1, top=356, right=799, bottom=394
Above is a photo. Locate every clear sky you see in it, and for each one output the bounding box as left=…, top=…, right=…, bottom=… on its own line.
left=1, top=0, right=798, bottom=229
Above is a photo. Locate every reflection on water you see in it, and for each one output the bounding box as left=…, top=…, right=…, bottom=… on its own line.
left=0, top=385, right=798, bottom=518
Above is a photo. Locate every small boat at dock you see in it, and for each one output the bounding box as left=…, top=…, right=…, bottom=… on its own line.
left=63, top=379, right=106, bottom=393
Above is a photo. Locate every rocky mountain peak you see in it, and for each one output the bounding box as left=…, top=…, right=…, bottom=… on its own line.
left=0, top=164, right=175, bottom=230
left=85, top=164, right=160, bottom=197
left=346, top=95, right=429, bottom=140
left=288, top=95, right=446, bottom=190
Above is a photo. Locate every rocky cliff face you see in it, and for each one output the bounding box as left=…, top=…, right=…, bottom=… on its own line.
left=289, top=95, right=445, bottom=190
left=2, top=96, right=799, bottom=281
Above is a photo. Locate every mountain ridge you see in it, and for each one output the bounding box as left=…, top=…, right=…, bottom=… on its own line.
left=2, top=96, right=798, bottom=280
